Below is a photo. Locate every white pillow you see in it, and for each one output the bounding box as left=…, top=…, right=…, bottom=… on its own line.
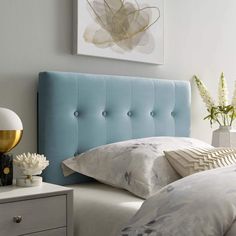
left=62, top=137, right=212, bottom=199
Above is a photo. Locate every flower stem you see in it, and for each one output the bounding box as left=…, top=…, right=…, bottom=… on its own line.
left=230, top=110, right=235, bottom=126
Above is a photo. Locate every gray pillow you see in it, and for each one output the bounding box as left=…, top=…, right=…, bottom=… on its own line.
left=62, top=137, right=212, bottom=199
left=119, top=165, right=236, bottom=236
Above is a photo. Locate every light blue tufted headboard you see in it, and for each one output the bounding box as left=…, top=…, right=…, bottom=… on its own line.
left=38, top=71, right=191, bottom=185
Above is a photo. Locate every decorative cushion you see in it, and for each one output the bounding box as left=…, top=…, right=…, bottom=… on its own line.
left=62, top=137, right=212, bottom=199
left=164, top=147, right=236, bottom=177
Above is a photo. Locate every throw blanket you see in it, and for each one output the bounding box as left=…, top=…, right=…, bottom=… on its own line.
left=118, top=165, right=236, bottom=236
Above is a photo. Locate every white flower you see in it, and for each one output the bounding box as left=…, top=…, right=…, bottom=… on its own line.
left=194, top=75, right=215, bottom=110
left=231, top=81, right=236, bottom=108
left=218, top=72, right=228, bottom=106
left=14, top=153, right=49, bottom=176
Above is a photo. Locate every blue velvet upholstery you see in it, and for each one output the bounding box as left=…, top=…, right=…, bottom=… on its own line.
left=38, top=71, right=191, bottom=185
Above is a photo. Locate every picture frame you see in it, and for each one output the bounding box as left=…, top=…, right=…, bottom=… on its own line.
left=73, top=0, right=164, bottom=64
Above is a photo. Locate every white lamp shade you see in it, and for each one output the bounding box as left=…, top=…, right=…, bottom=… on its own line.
left=0, top=107, right=23, bottom=130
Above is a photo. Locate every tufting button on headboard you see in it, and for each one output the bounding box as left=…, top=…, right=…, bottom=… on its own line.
left=127, top=111, right=132, bottom=117
left=150, top=111, right=155, bottom=117
left=102, top=111, right=107, bottom=117
left=74, top=111, right=79, bottom=117
left=171, top=111, right=176, bottom=117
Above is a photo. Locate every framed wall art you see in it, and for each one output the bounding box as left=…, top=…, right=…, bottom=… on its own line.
left=73, top=0, right=164, bottom=64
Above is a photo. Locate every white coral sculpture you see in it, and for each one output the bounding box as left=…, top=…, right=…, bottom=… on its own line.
left=14, top=153, right=49, bottom=177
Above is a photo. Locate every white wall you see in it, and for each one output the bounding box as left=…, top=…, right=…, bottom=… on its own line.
left=0, top=0, right=236, bottom=154
left=164, top=0, right=236, bottom=144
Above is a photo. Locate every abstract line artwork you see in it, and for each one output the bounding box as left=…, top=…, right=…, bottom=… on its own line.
left=74, top=0, right=164, bottom=64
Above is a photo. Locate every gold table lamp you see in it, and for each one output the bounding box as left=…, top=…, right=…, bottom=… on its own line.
left=0, top=107, right=23, bottom=185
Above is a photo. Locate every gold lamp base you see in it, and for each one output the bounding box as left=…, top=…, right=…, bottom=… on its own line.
left=0, top=130, right=23, bottom=153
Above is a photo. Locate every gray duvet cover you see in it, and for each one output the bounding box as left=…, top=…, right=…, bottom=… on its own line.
left=118, top=165, right=236, bottom=236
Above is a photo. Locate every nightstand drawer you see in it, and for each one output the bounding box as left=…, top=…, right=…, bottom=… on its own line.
left=0, top=195, right=66, bottom=236
left=25, top=227, right=66, bottom=236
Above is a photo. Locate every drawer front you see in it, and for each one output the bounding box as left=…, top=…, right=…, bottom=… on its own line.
left=25, top=227, right=66, bottom=236
left=0, top=195, right=66, bottom=236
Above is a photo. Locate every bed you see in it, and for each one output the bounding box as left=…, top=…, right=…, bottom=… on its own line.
left=37, top=71, right=191, bottom=235
left=38, top=71, right=236, bottom=236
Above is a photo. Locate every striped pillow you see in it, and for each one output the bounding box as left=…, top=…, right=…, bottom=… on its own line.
left=164, top=147, right=236, bottom=177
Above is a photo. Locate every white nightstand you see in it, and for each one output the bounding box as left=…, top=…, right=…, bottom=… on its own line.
left=0, top=182, right=73, bottom=236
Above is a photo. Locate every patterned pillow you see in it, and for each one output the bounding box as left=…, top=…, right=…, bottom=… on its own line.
left=164, top=147, right=236, bottom=177
left=62, top=137, right=212, bottom=199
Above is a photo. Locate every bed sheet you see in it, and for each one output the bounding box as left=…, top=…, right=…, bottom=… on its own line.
left=69, top=182, right=143, bottom=236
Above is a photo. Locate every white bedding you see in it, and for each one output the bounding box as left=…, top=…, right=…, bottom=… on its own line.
left=119, top=165, right=236, bottom=236
left=69, top=182, right=143, bottom=236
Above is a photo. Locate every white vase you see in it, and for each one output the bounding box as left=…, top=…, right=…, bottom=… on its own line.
left=16, top=176, right=42, bottom=187
left=212, top=126, right=236, bottom=147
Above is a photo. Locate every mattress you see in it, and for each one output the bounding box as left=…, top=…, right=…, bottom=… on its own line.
left=69, top=182, right=144, bottom=236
